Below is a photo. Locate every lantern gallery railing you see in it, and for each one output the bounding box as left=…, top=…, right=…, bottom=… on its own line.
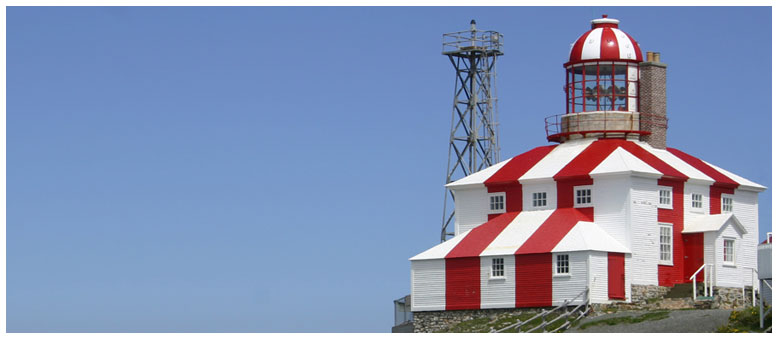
left=544, top=111, right=668, bottom=142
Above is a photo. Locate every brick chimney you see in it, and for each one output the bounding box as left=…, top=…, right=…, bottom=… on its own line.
left=639, top=51, right=668, bottom=149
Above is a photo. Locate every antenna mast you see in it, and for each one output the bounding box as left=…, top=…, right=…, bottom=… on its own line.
left=440, top=20, right=503, bottom=242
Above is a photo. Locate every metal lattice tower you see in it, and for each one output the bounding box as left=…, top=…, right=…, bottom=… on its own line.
left=440, top=20, right=503, bottom=242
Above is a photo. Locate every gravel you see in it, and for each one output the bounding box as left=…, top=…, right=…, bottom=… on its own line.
left=567, top=309, right=732, bottom=333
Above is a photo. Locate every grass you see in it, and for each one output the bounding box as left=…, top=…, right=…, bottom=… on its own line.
left=436, top=311, right=579, bottom=333
left=577, top=310, right=670, bottom=330
left=716, top=306, right=771, bottom=333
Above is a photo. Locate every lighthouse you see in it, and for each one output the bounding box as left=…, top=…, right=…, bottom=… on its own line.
left=409, top=15, right=766, bottom=331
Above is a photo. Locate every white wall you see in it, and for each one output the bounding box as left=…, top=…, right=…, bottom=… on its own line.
left=733, top=190, right=759, bottom=286
left=588, top=251, right=609, bottom=304
left=684, top=183, right=709, bottom=216
left=629, top=176, right=659, bottom=285
left=480, top=255, right=516, bottom=309
left=453, top=187, right=489, bottom=235
left=592, top=176, right=630, bottom=248
left=521, top=180, right=557, bottom=211
left=552, top=251, right=589, bottom=305
left=411, top=259, right=446, bottom=311
left=624, top=253, right=633, bottom=302
left=714, top=223, right=746, bottom=288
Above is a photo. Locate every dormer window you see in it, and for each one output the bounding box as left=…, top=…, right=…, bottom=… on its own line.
left=691, top=193, right=703, bottom=211
left=574, top=186, right=592, bottom=207
left=532, top=192, right=547, bottom=208
left=489, top=193, right=506, bottom=213
left=722, top=196, right=733, bottom=213
left=658, top=187, right=672, bottom=209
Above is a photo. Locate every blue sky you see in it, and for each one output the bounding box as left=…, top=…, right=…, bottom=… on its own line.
left=6, top=6, right=771, bottom=332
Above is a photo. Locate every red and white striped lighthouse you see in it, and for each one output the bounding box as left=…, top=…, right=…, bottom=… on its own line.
left=410, top=15, right=765, bottom=326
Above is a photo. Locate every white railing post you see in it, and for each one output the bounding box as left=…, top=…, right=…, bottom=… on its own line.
left=692, top=276, right=697, bottom=301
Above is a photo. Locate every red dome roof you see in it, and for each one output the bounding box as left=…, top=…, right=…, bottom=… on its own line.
left=567, top=15, right=643, bottom=66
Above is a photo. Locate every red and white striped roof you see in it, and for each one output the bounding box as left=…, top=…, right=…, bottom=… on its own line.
left=410, top=209, right=630, bottom=260
left=447, top=138, right=765, bottom=191
left=567, top=15, right=643, bottom=66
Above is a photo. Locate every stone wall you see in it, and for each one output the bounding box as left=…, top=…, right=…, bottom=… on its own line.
left=412, top=307, right=548, bottom=333
left=631, top=284, right=671, bottom=303
left=713, top=286, right=748, bottom=309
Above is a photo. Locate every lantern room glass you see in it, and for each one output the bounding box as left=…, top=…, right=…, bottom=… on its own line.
left=566, top=62, right=638, bottom=113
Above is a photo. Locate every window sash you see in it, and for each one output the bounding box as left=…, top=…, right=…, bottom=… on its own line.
left=722, top=197, right=733, bottom=213
left=659, top=189, right=672, bottom=207
left=492, top=258, right=505, bottom=277
left=723, top=239, right=735, bottom=264
left=555, top=254, right=569, bottom=274
left=575, top=187, right=592, bottom=206
left=489, top=195, right=505, bottom=211
left=532, top=192, right=547, bottom=207
left=659, top=225, right=672, bottom=264
left=692, top=193, right=703, bottom=209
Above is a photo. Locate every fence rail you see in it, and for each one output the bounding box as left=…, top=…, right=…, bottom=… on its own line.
left=493, top=287, right=590, bottom=333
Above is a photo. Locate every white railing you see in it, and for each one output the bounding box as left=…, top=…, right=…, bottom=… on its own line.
left=691, top=263, right=713, bottom=301
left=751, top=268, right=759, bottom=307
left=494, top=287, right=590, bottom=333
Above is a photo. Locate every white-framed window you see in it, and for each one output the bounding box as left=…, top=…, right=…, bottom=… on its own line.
left=691, top=193, right=703, bottom=210
left=574, top=185, right=592, bottom=207
left=488, top=193, right=506, bottom=213
left=658, top=187, right=672, bottom=209
left=721, top=195, right=733, bottom=213
left=723, top=238, right=735, bottom=265
left=554, top=254, right=570, bottom=276
left=659, top=223, right=673, bottom=265
left=491, top=258, right=505, bottom=278
left=532, top=192, right=547, bottom=208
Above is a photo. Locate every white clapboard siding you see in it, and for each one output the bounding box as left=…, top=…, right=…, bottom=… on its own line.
left=480, top=255, right=516, bottom=309
left=624, top=253, right=633, bottom=302
left=684, top=183, right=709, bottom=216
left=411, top=259, right=446, bottom=311
left=714, top=224, right=745, bottom=288
left=592, top=176, right=631, bottom=247
left=552, top=251, right=589, bottom=305
left=588, top=252, right=609, bottom=303
left=453, top=187, right=489, bottom=235
left=734, top=190, right=759, bottom=286
left=704, top=231, right=716, bottom=283
left=520, top=180, right=557, bottom=211
left=629, top=176, right=659, bottom=285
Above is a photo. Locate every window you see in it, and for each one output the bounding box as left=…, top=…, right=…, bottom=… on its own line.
left=723, top=239, right=735, bottom=265
left=489, top=193, right=505, bottom=213
left=691, top=193, right=703, bottom=210
left=722, top=196, right=733, bottom=213
left=574, top=186, right=592, bottom=207
left=555, top=254, right=570, bottom=275
left=659, top=187, right=672, bottom=209
left=659, top=223, right=673, bottom=265
left=491, top=258, right=504, bottom=278
left=532, top=192, right=547, bottom=208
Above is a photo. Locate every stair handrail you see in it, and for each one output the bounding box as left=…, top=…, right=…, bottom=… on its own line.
left=751, top=268, right=759, bottom=307
left=690, top=263, right=713, bottom=301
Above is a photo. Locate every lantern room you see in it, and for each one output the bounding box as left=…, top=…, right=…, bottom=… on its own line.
left=546, top=15, right=654, bottom=144
left=565, top=15, right=642, bottom=113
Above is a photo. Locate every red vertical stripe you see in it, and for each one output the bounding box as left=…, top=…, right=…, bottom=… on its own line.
left=515, top=253, right=552, bottom=307
left=445, top=257, right=481, bottom=310
left=683, top=233, right=705, bottom=282
left=607, top=253, right=626, bottom=299
left=599, top=28, right=620, bottom=60
left=556, top=178, right=593, bottom=208
left=568, top=30, right=591, bottom=64
left=487, top=183, right=523, bottom=219
left=710, top=186, right=735, bottom=215
left=657, top=179, right=685, bottom=286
